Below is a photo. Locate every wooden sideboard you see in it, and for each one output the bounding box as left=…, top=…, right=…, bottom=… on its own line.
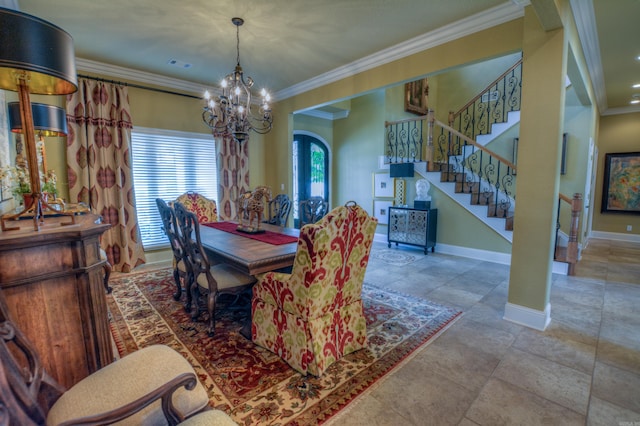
left=0, top=214, right=112, bottom=389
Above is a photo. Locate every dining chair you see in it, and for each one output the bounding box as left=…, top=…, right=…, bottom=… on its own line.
left=263, top=193, right=292, bottom=227
left=0, top=289, right=239, bottom=426
left=252, top=201, right=378, bottom=376
left=174, top=202, right=256, bottom=336
left=174, top=191, right=218, bottom=224
left=157, top=198, right=191, bottom=301
left=298, top=196, right=328, bottom=227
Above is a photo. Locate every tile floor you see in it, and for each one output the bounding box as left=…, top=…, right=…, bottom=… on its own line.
left=327, top=238, right=640, bottom=426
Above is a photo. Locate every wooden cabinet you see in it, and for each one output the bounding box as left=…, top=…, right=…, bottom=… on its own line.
left=387, top=207, right=437, bottom=254
left=0, top=214, right=112, bottom=389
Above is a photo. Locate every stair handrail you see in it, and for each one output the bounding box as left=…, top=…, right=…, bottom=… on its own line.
left=433, top=118, right=517, bottom=172
left=449, top=58, right=523, bottom=123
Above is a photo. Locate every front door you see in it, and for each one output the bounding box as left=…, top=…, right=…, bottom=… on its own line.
left=293, top=134, right=329, bottom=228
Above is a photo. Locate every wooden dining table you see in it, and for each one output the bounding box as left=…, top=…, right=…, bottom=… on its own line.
left=199, top=221, right=300, bottom=276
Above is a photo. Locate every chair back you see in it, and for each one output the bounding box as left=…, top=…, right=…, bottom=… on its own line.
left=0, top=291, right=65, bottom=423
left=264, top=193, right=292, bottom=226
left=299, top=196, right=328, bottom=227
left=156, top=198, right=189, bottom=269
left=174, top=192, right=217, bottom=224
left=292, top=201, right=378, bottom=316
left=173, top=202, right=211, bottom=280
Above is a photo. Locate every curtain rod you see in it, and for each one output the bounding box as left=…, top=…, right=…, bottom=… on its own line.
left=77, top=74, right=201, bottom=100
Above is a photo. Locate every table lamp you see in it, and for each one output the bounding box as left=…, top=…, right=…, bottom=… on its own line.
left=0, top=7, right=78, bottom=231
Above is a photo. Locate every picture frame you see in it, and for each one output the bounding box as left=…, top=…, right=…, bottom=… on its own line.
left=373, top=200, right=393, bottom=225
left=601, top=151, right=640, bottom=215
left=373, top=172, right=395, bottom=198
left=404, top=77, right=429, bottom=115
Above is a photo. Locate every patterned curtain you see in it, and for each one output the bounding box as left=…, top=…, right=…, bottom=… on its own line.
left=215, top=133, right=250, bottom=221
left=66, top=79, right=146, bottom=272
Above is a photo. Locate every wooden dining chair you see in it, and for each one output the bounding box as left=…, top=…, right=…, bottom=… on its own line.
left=157, top=198, right=191, bottom=301
left=299, top=196, right=328, bottom=227
left=174, top=202, right=256, bottom=336
left=174, top=191, right=218, bottom=224
left=264, top=193, right=292, bottom=227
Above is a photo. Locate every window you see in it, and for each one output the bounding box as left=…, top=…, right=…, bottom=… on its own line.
left=131, top=127, right=218, bottom=250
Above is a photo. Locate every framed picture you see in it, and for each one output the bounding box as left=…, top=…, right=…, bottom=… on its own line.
left=373, top=173, right=394, bottom=198
left=373, top=200, right=393, bottom=225
left=560, top=133, right=568, bottom=175
left=404, top=77, right=429, bottom=115
left=601, top=151, right=640, bottom=215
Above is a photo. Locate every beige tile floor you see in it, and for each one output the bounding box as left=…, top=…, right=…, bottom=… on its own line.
left=327, top=238, right=640, bottom=426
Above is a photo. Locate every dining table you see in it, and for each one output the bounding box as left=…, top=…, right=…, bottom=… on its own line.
left=198, top=221, right=300, bottom=276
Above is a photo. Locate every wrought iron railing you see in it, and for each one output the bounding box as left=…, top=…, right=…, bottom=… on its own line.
left=555, top=193, right=582, bottom=275
left=449, top=59, right=522, bottom=141
left=432, top=118, right=517, bottom=218
left=384, top=116, right=426, bottom=164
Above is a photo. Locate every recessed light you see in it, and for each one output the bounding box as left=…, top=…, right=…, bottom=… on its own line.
left=631, top=99, right=640, bottom=104
left=633, top=83, right=640, bottom=89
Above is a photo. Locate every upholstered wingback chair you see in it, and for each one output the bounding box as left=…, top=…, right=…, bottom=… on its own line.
left=175, top=191, right=218, bottom=224
left=251, top=201, right=378, bottom=376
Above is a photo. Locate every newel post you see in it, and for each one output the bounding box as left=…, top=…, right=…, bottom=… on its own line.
left=567, top=193, right=583, bottom=275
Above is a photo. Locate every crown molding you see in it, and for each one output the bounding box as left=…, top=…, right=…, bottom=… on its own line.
left=295, top=108, right=350, bottom=121
left=275, top=2, right=525, bottom=100
left=601, top=105, right=640, bottom=116
left=75, top=58, right=205, bottom=96
left=570, top=0, right=607, bottom=114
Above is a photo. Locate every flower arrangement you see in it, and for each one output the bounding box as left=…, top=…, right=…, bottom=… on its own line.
left=0, top=165, right=58, bottom=199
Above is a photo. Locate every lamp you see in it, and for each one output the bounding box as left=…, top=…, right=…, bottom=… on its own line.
left=0, top=7, right=78, bottom=231
left=8, top=101, right=68, bottom=175
left=202, top=17, right=272, bottom=143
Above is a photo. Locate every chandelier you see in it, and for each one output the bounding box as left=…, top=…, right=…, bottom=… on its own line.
left=202, top=17, right=272, bottom=143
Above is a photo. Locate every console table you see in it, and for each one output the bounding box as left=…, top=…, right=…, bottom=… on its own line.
left=387, top=207, right=437, bottom=254
left=0, top=214, right=112, bottom=389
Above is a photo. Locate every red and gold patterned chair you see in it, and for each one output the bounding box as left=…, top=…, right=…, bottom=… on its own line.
left=175, top=191, right=218, bottom=224
left=251, top=201, right=378, bottom=376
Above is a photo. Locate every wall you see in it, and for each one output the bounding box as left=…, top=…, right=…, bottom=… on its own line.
left=593, top=112, right=640, bottom=235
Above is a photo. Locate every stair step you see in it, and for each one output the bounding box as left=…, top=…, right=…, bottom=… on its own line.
left=455, top=181, right=479, bottom=193
left=470, top=192, right=494, bottom=205
left=487, top=203, right=513, bottom=218
left=505, top=216, right=514, bottom=231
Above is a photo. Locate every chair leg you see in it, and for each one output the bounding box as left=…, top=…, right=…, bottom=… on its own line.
left=103, top=261, right=112, bottom=294
left=206, top=291, right=218, bottom=337
left=189, top=278, right=202, bottom=321
left=172, top=268, right=182, bottom=301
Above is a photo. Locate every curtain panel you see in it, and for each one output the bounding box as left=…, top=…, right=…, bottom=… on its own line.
left=66, top=79, right=146, bottom=272
left=216, top=133, right=250, bottom=221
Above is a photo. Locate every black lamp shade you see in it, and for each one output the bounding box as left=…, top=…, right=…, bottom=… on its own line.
left=8, top=101, right=68, bottom=136
left=0, top=7, right=77, bottom=94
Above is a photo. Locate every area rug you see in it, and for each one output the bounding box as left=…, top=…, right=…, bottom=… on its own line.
left=369, top=248, right=423, bottom=266
left=107, top=268, right=461, bottom=425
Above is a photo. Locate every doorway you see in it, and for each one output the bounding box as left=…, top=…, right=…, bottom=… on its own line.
left=292, top=133, right=329, bottom=228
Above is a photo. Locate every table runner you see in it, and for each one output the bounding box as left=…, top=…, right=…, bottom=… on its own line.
left=203, top=221, right=299, bottom=245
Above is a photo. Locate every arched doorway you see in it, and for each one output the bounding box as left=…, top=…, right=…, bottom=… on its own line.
left=292, top=132, right=329, bottom=228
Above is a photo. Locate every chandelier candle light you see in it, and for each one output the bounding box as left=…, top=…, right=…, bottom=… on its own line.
left=202, top=17, right=273, bottom=143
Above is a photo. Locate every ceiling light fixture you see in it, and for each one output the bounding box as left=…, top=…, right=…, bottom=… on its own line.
left=633, top=83, right=640, bottom=89
left=202, top=17, right=272, bottom=143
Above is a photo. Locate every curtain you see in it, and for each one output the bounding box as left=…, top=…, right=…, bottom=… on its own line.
left=215, top=133, right=250, bottom=221
left=66, top=79, right=146, bottom=272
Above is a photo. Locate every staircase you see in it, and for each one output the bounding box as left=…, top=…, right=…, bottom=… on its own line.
left=384, top=58, right=581, bottom=274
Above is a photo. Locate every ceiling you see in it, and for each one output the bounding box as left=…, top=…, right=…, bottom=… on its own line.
left=7, top=0, right=640, bottom=115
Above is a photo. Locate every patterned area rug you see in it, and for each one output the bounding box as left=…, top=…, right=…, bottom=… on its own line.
left=107, top=268, right=461, bottom=425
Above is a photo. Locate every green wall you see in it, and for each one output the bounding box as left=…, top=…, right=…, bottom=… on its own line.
left=594, top=112, right=640, bottom=235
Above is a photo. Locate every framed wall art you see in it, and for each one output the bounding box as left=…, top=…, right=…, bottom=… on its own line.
left=601, top=151, right=640, bottom=215
left=373, top=172, right=394, bottom=198
left=404, top=77, right=429, bottom=115
left=373, top=199, right=393, bottom=225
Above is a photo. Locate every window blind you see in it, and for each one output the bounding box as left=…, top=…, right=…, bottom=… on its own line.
left=131, top=128, right=218, bottom=250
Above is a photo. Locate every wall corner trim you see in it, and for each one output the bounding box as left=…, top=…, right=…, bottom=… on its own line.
left=503, top=302, right=551, bottom=331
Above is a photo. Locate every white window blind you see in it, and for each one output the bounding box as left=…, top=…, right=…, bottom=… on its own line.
left=131, top=127, right=218, bottom=250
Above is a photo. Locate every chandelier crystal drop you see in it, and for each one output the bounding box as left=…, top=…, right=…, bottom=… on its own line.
left=202, top=17, right=272, bottom=143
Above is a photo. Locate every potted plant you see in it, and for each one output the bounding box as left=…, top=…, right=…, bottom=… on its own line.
left=42, top=169, right=58, bottom=200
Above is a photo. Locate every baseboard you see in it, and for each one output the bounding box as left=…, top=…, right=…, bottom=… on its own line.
left=374, top=234, right=569, bottom=274
left=590, top=231, right=640, bottom=243
left=503, top=302, right=551, bottom=331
